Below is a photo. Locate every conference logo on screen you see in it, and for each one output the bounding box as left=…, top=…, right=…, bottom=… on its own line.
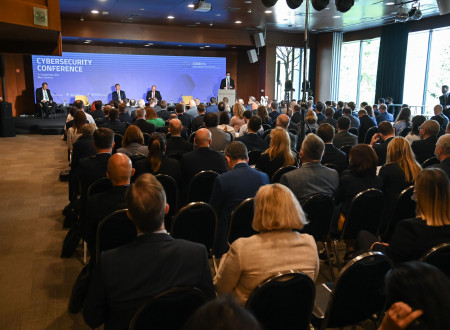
left=35, top=57, right=93, bottom=73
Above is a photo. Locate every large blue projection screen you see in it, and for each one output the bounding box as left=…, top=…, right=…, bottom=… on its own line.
left=32, top=52, right=226, bottom=104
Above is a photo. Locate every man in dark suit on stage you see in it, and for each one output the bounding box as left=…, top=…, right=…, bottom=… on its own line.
left=35, top=82, right=56, bottom=118
left=220, top=72, right=235, bottom=90
left=412, top=119, right=440, bottom=164
left=112, top=83, right=126, bottom=103
left=209, top=141, right=269, bottom=256
left=181, top=128, right=228, bottom=184
left=439, top=85, right=450, bottom=117
left=83, top=173, right=214, bottom=330
left=146, top=85, right=162, bottom=104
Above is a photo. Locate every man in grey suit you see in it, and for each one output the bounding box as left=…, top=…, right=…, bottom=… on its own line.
left=204, top=112, right=232, bottom=152
left=333, top=116, right=358, bottom=149
left=280, top=133, right=339, bottom=201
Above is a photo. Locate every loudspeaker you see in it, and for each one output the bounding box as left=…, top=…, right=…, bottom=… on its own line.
left=0, top=103, right=15, bottom=137
left=247, top=49, right=258, bottom=63
left=0, top=102, right=12, bottom=119
left=276, top=61, right=281, bottom=82
left=437, top=0, right=450, bottom=15
left=0, top=55, right=4, bottom=78
left=253, top=33, right=265, bottom=48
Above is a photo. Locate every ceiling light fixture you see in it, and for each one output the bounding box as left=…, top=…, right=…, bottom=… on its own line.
left=265, top=10, right=273, bottom=13
left=332, top=15, right=341, bottom=18
left=286, top=0, right=303, bottom=9
left=188, top=4, right=195, bottom=8
left=408, top=2, right=422, bottom=20
left=311, top=0, right=328, bottom=11
left=262, top=0, right=278, bottom=7
left=235, top=20, right=242, bottom=23
left=91, top=10, right=99, bottom=14
left=395, top=6, right=409, bottom=22
left=167, top=15, right=175, bottom=19
left=335, top=0, right=355, bottom=13
left=386, top=2, right=395, bottom=5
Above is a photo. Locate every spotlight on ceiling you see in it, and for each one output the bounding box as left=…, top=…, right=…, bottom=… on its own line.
left=395, top=6, right=410, bottom=22
left=335, top=0, right=355, bottom=13
left=311, top=0, right=329, bottom=11
left=286, top=0, right=303, bottom=9
left=261, top=0, right=278, bottom=7
left=408, top=3, right=422, bottom=20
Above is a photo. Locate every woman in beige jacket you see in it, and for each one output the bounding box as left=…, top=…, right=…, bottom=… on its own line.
left=214, top=183, right=319, bottom=305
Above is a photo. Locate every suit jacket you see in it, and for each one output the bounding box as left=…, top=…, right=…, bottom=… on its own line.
left=181, top=147, right=228, bottom=184
left=280, top=162, right=339, bottom=202
left=255, top=153, right=295, bottom=180
left=146, top=90, right=162, bottom=102
left=430, top=157, right=450, bottom=179
left=316, top=112, right=326, bottom=123
left=101, top=119, right=127, bottom=135
left=77, top=153, right=111, bottom=190
left=119, top=112, right=133, bottom=124
left=411, top=136, right=437, bottom=164
left=209, top=127, right=232, bottom=152
left=134, top=157, right=182, bottom=184
left=376, top=111, right=394, bottom=124
left=220, top=77, right=235, bottom=89
left=333, top=131, right=358, bottom=149
left=192, top=114, right=205, bottom=132
left=177, top=113, right=193, bottom=130
left=209, top=163, right=269, bottom=256
left=321, top=143, right=347, bottom=173
left=345, top=114, right=360, bottom=129
left=291, top=112, right=302, bottom=124
left=70, top=135, right=96, bottom=172
left=236, top=133, right=268, bottom=152
left=166, top=136, right=193, bottom=155
left=133, top=119, right=155, bottom=135
left=206, top=104, right=219, bottom=113
left=319, top=117, right=338, bottom=129
left=91, top=109, right=105, bottom=120
left=358, top=115, right=377, bottom=143
left=373, top=136, right=394, bottom=166
left=214, top=230, right=319, bottom=305
left=157, top=109, right=173, bottom=121
left=431, top=113, right=449, bottom=130
left=83, top=233, right=214, bottom=330
left=185, top=106, right=198, bottom=118
left=35, top=87, right=53, bottom=103
left=112, top=90, right=126, bottom=102
left=333, top=109, right=343, bottom=120
left=439, top=93, right=450, bottom=109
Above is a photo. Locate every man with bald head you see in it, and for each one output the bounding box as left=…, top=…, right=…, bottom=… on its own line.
left=412, top=119, right=441, bottom=164
left=185, top=99, right=198, bottom=118
left=431, top=104, right=449, bottom=130
left=264, top=114, right=297, bottom=149
left=181, top=128, right=228, bottom=184
left=81, top=153, right=135, bottom=260
left=431, top=134, right=450, bottom=178
left=166, top=118, right=193, bottom=155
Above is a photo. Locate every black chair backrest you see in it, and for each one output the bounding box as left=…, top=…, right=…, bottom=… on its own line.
left=262, top=124, right=272, bottom=132
left=96, top=209, right=137, bottom=261
left=170, top=202, right=218, bottom=255
left=188, top=132, right=196, bottom=144
left=383, top=186, right=415, bottom=240
left=156, top=174, right=178, bottom=230
left=301, top=194, right=334, bottom=242
left=348, top=127, right=358, bottom=136
left=246, top=271, right=315, bottom=330
left=87, top=177, right=112, bottom=198
left=339, top=144, right=353, bottom=156
left=187, top=170, right=219, bottom=203
left=262, top=128, right=272, bottom=140
left=248, top=149, right=262, bottom=166
left=321, top=252, right=392, bottom=329
left=129, top=287, right=209, bottom=330
left=142, top=132, right=151, bottom=146
left=422, top=157, right=440, bottom=168
left=364, top=126, right=378, bottom=144
left=271, top=165, right=297, bottom=183
left=167, top=153, right=183, bottom=162
left=228, top=198, right=257, bottom=244
left=421, top=243, right=450, bottom=278
left=341, top=189, right=385, bottom=240
left=114, top=133, right=123, bottom=150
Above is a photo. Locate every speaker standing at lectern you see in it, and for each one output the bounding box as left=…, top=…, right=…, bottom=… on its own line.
left=220, top=72, right=235, bottom=90
left=35, top=82, right=56, bottom=118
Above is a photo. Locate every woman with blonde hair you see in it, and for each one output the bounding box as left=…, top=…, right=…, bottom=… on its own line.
left=230, top=103, right=246, bottom=133
left=357, top=168, right=450, bottom=264
left=255, top=127, right=296, bottom=179
left=379, top=137, right=421, bottom=203
left=145, top=106, right=165, bottom=128
left=214, top=183, right=319, bottom=305
left=117, top=125, right=148, bottom=157
left=305, top=109, right=318, bottom=131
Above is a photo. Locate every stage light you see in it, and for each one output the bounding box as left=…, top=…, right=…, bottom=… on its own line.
left=262, top=0, right=278, bottom=7
left=395, top=6, right=409, bottom=22
left=311, top=0, right=329, bottom=11
left=335, top=0, right=355, bottom=13
left=408, top=3, right=422, bottom=20
left=286, top=0, right=303, bottom=9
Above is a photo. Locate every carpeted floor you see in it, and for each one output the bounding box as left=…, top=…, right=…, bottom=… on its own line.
left=0, top=134, right=374, bottom=330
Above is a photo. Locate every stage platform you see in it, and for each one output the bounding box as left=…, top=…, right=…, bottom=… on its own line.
left=13, top=116, right=65, bottom=135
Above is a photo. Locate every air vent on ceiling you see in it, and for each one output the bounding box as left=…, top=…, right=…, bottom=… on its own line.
left=224, top=7, right=241, bottom=11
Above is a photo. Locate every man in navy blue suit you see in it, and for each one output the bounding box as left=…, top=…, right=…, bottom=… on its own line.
left=112, top=83, right=126, bottom=103
left=209, top=141, right=269, bottom=257
left=376, top=104, right=394, bottom=124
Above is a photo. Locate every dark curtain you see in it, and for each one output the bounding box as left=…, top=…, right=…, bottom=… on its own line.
left=375, top=23, right=409, bottom=105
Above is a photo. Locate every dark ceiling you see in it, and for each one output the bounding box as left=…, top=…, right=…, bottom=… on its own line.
left=59, top=0, right=442, bottom=34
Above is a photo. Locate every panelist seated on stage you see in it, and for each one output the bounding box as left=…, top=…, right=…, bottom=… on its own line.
left=112, top=83, right=126, bottom=103
left=35, top=82, right=56, bottom=118
left=220, top=72, right=235, bottom=90
left=146, top=85, right=162, bottom=104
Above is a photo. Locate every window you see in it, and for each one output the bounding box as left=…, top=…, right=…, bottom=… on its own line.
left=275, top=47, right=307, bottom=102
left=338, top=38, right=380, bottom=105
